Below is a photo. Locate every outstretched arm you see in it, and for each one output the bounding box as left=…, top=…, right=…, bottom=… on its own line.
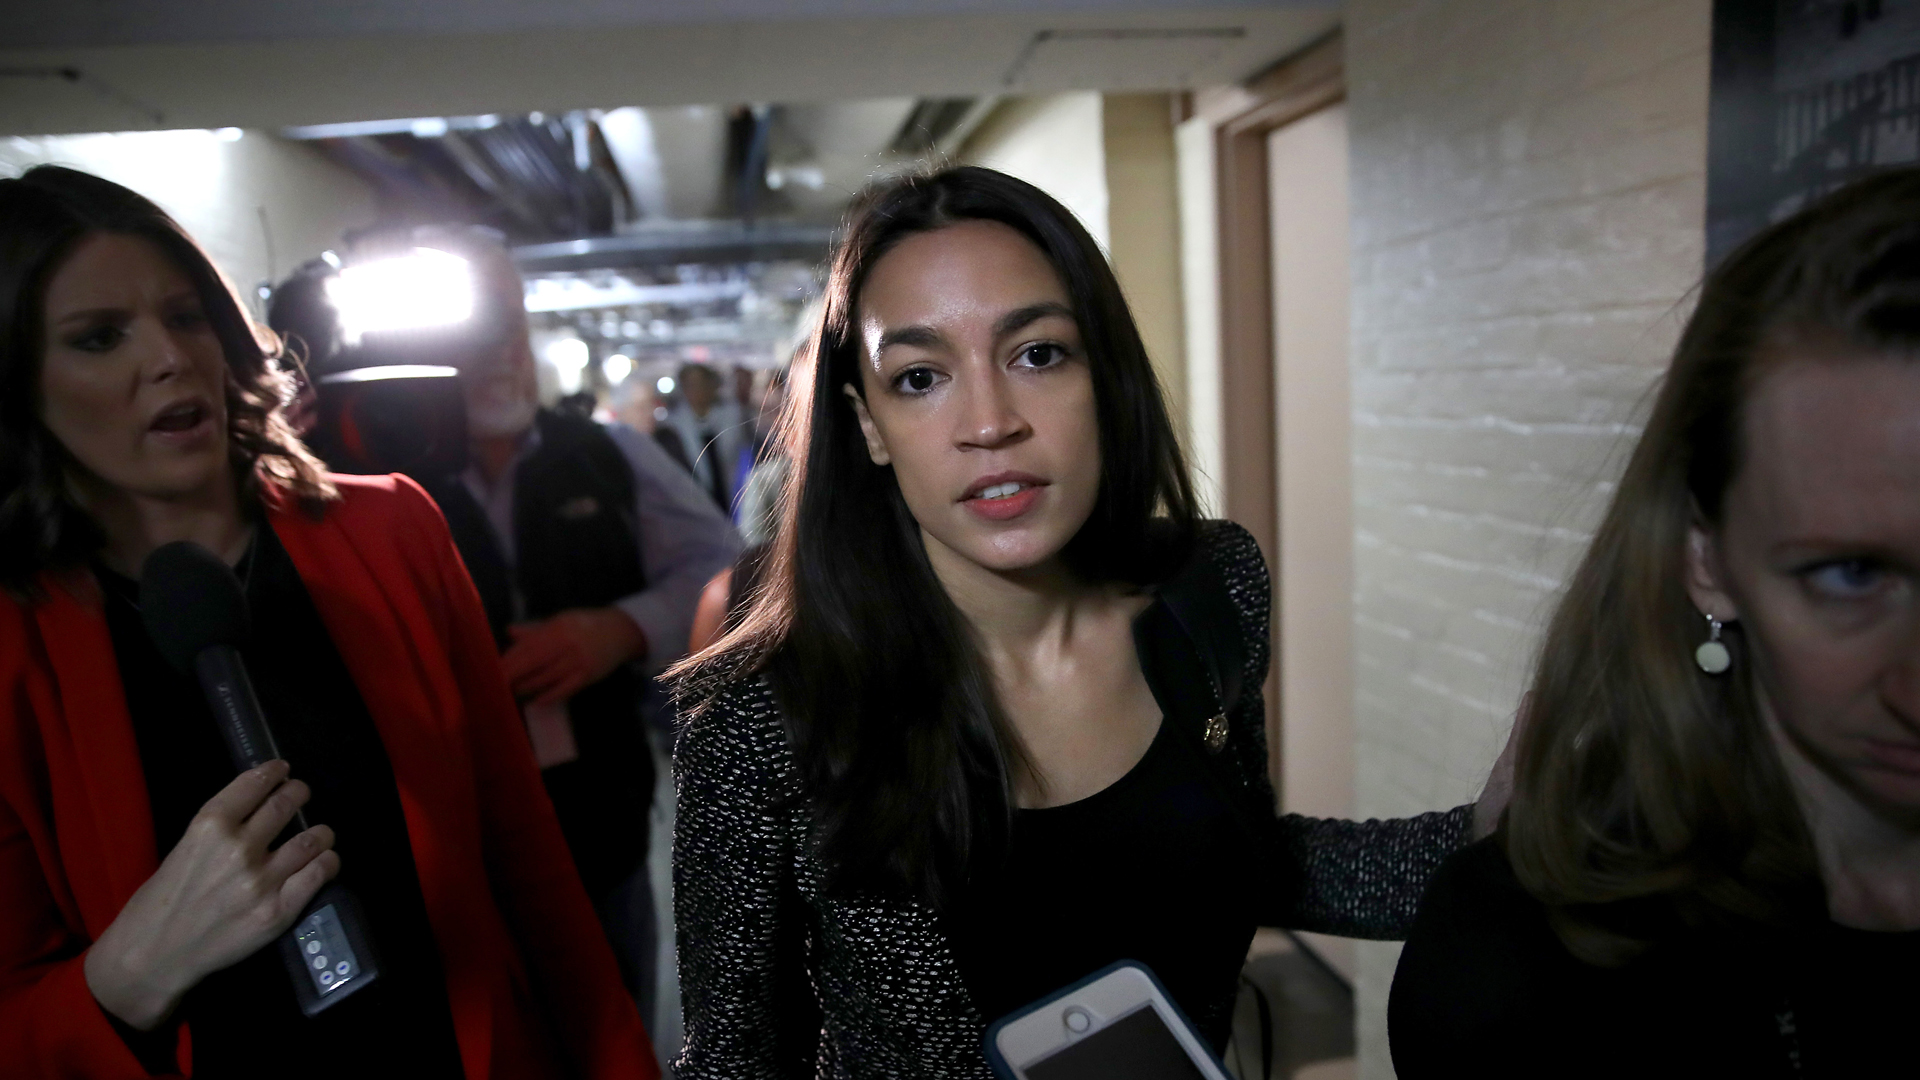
left=1264, top=697, right=1524, bottom=937
left=1265, top=806, right=1475, bottom=939
left=1201, top=519, right=1485, bottom=938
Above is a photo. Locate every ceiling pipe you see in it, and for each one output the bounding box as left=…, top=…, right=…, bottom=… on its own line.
left=513, top=220, right=834, bottom=271
left=733, top=104, right=774, bottom=224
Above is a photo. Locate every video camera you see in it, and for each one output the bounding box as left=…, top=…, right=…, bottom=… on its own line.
left=269, top=228, right=521, bottom=482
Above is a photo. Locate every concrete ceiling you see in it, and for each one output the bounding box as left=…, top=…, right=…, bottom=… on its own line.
left=0, top=3, right=1339, bottom=137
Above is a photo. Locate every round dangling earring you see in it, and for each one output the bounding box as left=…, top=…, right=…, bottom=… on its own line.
left=1694, top=614, right=1732, bottom=675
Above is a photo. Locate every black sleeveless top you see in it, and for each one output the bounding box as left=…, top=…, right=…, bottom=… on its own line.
left=943, top=596, right=1264, bottom=1050
left=97, top=525, right=462, bottom=1078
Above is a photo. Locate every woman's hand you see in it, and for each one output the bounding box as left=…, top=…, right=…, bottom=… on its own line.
left=84, top=760, right=339, bottom=1031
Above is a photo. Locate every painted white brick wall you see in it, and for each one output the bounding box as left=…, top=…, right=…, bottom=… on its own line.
left=2, top=131, right=375, bottom=311
left=1343, top=1, right=1710, bottom=1073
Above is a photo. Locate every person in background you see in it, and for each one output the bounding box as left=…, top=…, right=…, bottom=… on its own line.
left=656, top=361, right=743, bottom=512
left=1389, top=169, right=1920, bottom=1076
left=610, top=376, right=659, bottom=437
left=687, top=368, right=789, bottom=657
left=730, top=364, right=757, bottom=418
left=732, top=368, right=788, bottom=547
left=725, top=368, right=765, bottom=522
left=0, top=165, right=655, bottom=1078
left=417, top=237, right=740, bottom=1034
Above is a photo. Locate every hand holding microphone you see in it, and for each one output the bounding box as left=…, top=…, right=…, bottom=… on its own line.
left=86, top=539, right=380, bottom=1029
left=83, top=761, right=339, bottom=1031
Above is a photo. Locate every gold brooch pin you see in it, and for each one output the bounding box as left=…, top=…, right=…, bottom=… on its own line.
left=1204, top=713, right=1229, bottom=752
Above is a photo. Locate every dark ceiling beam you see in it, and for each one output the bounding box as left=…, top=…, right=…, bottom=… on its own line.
left=434, top=130, right=549, bottom=234
left=513, top=221, right=835, bottom=272
left=313, top=135, right=488, bottom=225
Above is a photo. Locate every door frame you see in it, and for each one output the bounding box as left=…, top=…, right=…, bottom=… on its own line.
left=1195, top=32, right=1345, bottom=796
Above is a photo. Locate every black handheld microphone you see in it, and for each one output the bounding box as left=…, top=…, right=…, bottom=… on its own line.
left=141, top=540, right=382, bottom=1017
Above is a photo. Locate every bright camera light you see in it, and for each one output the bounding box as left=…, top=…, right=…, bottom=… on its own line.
left=603, top=353, right=634, bottom=384
left=545, top=336, right=590, bottom=394
left=326, top=248, right=474, bottom=341
left=317, top=365, right=459, bottom=385
left=656, top=375, right=676, bottom=395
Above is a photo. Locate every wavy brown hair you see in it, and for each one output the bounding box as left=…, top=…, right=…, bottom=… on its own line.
left=0, top=166, right=335, bottom=595
left=1506, top=168, right=1920, bottom=964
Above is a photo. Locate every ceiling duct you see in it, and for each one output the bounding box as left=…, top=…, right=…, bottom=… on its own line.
left=725, top=105, right=776, bottom=222
left=1001, top=26, right=1247, bottom=87
left=887, top=98, right=977, bottom=156
left=290, top=112, right=632, bottom=242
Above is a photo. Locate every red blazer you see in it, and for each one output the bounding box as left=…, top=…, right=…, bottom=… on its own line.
left=0, top=475, right=658, bottom=1079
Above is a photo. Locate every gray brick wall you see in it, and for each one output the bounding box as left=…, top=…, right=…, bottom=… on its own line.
left=1343, top=0, right=1710, bottom=1073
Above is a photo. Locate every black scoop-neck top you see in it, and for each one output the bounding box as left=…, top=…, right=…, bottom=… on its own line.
left=944, top=598, right=1262, bottom=1050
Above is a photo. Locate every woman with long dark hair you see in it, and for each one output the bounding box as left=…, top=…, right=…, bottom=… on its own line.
left=669, top=165, right=1492, bottom=1076
left=0, top=166, right=655, bottom=1078
left=1388, top=171, right=1920, bottom=1075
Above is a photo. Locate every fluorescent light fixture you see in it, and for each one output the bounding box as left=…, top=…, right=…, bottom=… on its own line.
left=283, top=115, right=505, bottom=140
left=520, top=277, right=747, bottom=314
left=603, top=353, right=634, bottom=384
left=766, top=164, right=824, bottom=191
left=326, top=248, right=474, bottom=341
left=317, top=365, right=460, bottom=385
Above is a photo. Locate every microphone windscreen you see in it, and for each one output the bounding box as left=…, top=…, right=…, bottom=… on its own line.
left=140, top=540, right=251, bottom=675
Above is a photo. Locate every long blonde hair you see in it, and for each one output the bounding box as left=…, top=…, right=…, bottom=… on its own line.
left=1507, top=169, right=1920, bottom=963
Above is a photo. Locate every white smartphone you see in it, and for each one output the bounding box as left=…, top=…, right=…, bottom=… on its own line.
left=983, top=961, right=1233, bottom=1080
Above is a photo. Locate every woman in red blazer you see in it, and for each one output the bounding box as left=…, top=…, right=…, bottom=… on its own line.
left=0, top=168, right=656, bottom=1077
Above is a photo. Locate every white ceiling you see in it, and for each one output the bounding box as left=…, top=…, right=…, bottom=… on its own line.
left=0, top=4, right=1339, bottom=137
left=2, top=1, right=1327, bottom=49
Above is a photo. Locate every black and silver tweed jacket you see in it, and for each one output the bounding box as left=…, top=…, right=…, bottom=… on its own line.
left=672, top=521, right=1471, bottom=1079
